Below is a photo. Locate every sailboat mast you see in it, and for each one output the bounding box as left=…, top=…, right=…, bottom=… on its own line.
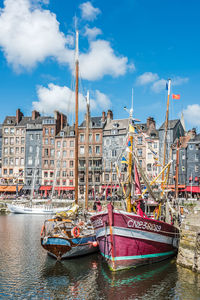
left=175, top=139, right=180, bottom=199
left=75, top=30, right=79, bottom=204
left=161, top=79, right=171, bottom=190
left=85, top=91, right=90, bottom=210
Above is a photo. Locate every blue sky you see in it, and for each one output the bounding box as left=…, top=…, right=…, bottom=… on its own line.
left=0, top=0, right=200, bottom=130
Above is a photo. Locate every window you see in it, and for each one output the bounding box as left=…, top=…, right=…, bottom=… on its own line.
left=63, top=180, right=66, bottom=186
left=50, top=172, right=54, bottom=177
left=80, top=146, right=84, bottom=155
left=70, top=140, right=74, bottom=147
left=10, top=147, right=14, bottom=155
left=63, top=161, right=67, bottom=168
left=50, top=149, right=54, bottom=156
left=63, top=150, right=67, bottom=157
left=16, top=137, right=19, bottom=144
left=4, top=157, right=8, bottom=165
left=70, top=131, right=74, bottom=136
left=69, top=180, right=73, bottom=186
left=9, top=169, right=13, bottom=175
left=89, top=146, right=92, bottom=154
left=56, top=171, right=60, bottom=177
left=112, top=150, right=117, bottom=157
left=4, top=138, right=8, bottom=144
left=80, top=134, right=85, bottom=142
left=45, top=128, right=49, bottom=135
left=79, top=160, right=85, bottom=167
left=147, top=164, right=151, bottom=171
left=189, top=145, right=193, bottom=150
left=57, top=151, right=60, bottom=158
left=36, top=134, right=40, bottom=140
left=96, top=176, right=100, bottom=182
left=153, top=143, right=157, bottom=149
left=50, top=138, right=54, bottom=145
left=96, top=134, right=100, bottom=142
left=63, top=141, right=67, bottom=147
left=21, top=158, right=24, bottom=166
left=70, top=150, right=74, bottom=157
left=28, top=157, right=33, bottom=165
left=148, top=153, right=152, bottom=159
left=4, top=128, right=9, bottom=134
left=182, top=153, right=185, bottom=160
left=10, top=137, right=14, bottom=145
left=69, top=170, right=74, bottom=177
left=16, top=147, right=19, bottom=154
left=137, top=137, right=142, bottom=145
left=96, top=146, right=100, bottom=154
left=21, top=137, right=25, bottom=144
left=105, top=174, right=109, bottom=181
left=195, top=154, right=199, bottom=161
left=63, top=171, right=67, bottom=177
left=50, top=160, right=54, bottom=166
left=30, top=134, right=34, bottom=140
left=70, top=161, right=74, bottom=168
left=57, top=141, right=61, bottom=148
left=89, top=134, right=92, bottom=142
left=112, top=174, right=117, bottom=181
left=3, top=169, right=7, bottom=175
left=10, top=158, right=14, bottom=165
left=45, top=149, right=49, bottom=156
left=195, top=165, right=199, bottom=172
left=137, top=149, right=142, bottom=157
left=4, top=147, right=8, bottom=154
left=44, top=160, right=48, bottom=165
left=44, top=172, right=48, bottom=177
left=21, top=147, right=24, bottom=154
left=51, top=128, right=54, bottom=135
left=29, top=146, right=33, bottom=153
left=16, top=129, right=20, bottom=135
left=45, top=138, right=48, bottom=145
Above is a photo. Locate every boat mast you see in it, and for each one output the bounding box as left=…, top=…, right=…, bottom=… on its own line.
left=127, top=89, right=134, bottom=213
left=161, top=79, right=171, bottom=191
left=85, top=91, right=90, bottom=210
left=175, top=139, right=180, bottom=199
left=75, top=30, right=79, bottom=204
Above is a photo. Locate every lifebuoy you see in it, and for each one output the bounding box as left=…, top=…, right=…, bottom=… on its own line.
left=41, top=225, right=45, bottom=236
left=71, top=226, right=80, bottom=238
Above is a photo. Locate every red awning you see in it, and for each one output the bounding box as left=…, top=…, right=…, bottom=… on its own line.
left=189, top=176, right=193, bottom=181
left=39, top=186, right=52, bottom=191
left=184, top=186, right=200, bottom=193
left=54, top=186, right=75, bottom=191
left=195, top=177, right=199, bottom=181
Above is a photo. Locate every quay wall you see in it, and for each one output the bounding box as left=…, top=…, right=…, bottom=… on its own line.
left=177, top=203, right=200, bottom=273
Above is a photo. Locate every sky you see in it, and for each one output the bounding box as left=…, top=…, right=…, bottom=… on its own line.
left=0, top=0, right=200, bottom=131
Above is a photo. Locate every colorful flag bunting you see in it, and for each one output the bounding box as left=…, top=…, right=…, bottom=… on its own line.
left=129, top=124, right=138, bottom=134
left=172, top=94, right=180, bottom=100
left=127, top=138, right=131, bottom=147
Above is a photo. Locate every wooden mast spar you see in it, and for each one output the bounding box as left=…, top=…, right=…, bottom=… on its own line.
left=75, top=30, right=79, bottom=204
left=85, top=91, right=90, bottom=210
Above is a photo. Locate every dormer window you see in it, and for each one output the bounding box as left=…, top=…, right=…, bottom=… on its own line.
left=113, top=123, right=119, bottom=128
left=60, top=132, right=64, bottom=137
left=111, top=129, right=118, bottom=135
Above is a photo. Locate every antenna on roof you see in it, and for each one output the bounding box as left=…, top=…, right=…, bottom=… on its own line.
left=124, top=88, right=140, bottom=122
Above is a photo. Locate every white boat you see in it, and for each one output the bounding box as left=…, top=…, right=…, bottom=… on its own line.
left=6, top=202, right=72, bottom=215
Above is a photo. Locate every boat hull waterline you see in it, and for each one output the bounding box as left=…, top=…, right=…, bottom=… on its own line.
left=41, top=235, right=98, bottom=259
left=91, top=205, right=179, bottom=271
left=7, top=203, right=71, bottom=215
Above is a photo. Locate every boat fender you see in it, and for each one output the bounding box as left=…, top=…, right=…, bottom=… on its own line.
left=40, top=225, right=45, bottom=236
left=71, top=226, right=80, bottom=238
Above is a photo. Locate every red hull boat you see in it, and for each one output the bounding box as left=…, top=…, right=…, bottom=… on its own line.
left=91, top=203, right=179, bottom=271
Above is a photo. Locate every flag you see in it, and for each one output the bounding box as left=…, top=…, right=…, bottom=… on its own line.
left=172, top=94, right=180, bottom=100
left=121, top=156, right=128, bottom=164
left=129, top=124, right=138, bottom=134
left=166, top=82, right=168, bottom=91
left=127, top=138, right=131, bottom=148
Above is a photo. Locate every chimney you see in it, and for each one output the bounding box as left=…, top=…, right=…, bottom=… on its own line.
left=32, top=110, right=40, bottom=120
left=107, top=110, right=113, bottom=123
left=102, top=111, right=106, bottom=122
left=16, top=109, right=24, bottom=124
left=61, top=113, right=67, bottom=130
left=147, top=117, right=155, bottom=130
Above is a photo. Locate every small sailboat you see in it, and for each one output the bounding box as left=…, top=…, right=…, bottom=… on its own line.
left=41, top=31, right=98, bottom=259
left=91, top=81, right=180, bottom=271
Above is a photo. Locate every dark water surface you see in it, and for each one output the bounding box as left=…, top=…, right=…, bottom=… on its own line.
left=0, top=214, right=200, bottom=300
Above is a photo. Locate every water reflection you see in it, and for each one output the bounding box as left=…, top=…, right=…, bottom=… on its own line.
left=0, top=214, right=200, bottom=300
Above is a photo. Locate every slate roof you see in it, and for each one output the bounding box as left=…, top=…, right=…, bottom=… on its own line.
left=56, top=124, right=75, bottom=137
left=103, top=118, right=129, bottom=131
left=159, top=119, right=180, bottom=130
left=79, top=116, right=103, bottom=128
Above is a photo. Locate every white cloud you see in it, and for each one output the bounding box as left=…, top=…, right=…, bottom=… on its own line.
left=183, top=104, right=200, bottom=127
left=172, top=76, right=189, bottom=86
left=151, top=79, right=166, bottom=93
left=32, top=83, right=111, bottom=115
left=78, top=40, right=130, bottom=80
left=84, top=26, right=102, bottom=40
left=0, top=0, right=72, bottom=71
left=95, top=90, right=111, bottom=110
left=79, top=1, right=101, bottom=21
left=136, top=72, right=159, bottom=85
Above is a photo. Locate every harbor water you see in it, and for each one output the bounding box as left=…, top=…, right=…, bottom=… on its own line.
left=0, top=214, right=200, bottom=300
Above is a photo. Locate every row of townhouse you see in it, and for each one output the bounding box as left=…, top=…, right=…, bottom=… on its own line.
left=0, top=108, right=199, bottom=197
